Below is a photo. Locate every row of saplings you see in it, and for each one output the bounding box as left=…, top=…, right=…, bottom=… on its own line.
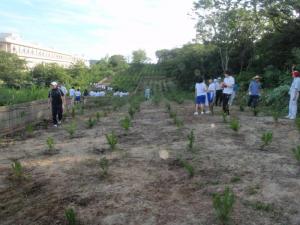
left=8, top=97, right=300, bottom=225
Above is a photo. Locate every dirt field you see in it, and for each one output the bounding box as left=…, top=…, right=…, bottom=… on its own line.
left=0, top=100, right=300, bottom=225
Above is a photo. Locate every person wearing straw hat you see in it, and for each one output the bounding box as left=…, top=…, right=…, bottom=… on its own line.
left=247, top=75, right=262, bottom=109
left=48, top=81, right=65, bottom=127
left=286, top=65, right=300, bottom=120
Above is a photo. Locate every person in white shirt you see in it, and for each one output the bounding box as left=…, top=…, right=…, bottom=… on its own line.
left=286, top=65, right=300, bottom=120
left=194, top=77, right=207, bottom=115
left=207, top=79, right=216, bottom=114
left=215, top=77, right=223, bottom=106
left=221, top=71, right=235, bottom=115
left=74, top=88, right=81, bottom=104
left=69, top=86, right=75, bottom=105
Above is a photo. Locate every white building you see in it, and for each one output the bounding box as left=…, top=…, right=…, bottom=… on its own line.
left=0, top=33, right=89, bottom=68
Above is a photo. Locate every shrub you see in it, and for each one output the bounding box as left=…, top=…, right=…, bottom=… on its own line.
left=65, top=208, right=76, bottom=225
left=65, top=122, right=77, bottom=138
left=46, top=137, right=55, bottom=151
left=261, top=131, right=273, bottom=150
left=213, top=187, right=235, bottom=225
left=99, top=157, right=109, bottom=177
left=105, top=132, right=118, bottom=150
left=86, top=117, right=97, bottom=128
left=187, top=130, right=195, bottom=151
left=11, top=160, right=24, bottom=179
left=120, top=116, right=132, bottom=131
left=229, top=118, right=240, bottom=132
left=292, top=146, right=300, bottom=163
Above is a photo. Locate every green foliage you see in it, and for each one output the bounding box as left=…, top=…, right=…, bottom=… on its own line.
left=86, top=117, right=97, bottom=129
left=213, top=187, right=235, bottom=225
left=71, top=107, right=76, bottom=119
left=120, top=116, right=132, bottom=131
left=253, top=108, right=259, bottom=117
left=65, top=208, right=76, bottom=225
left=65, top=122, right=77, bottom=138
left=249, top=201, right=274, bottom=212
left=25, top=123, right=34, bottom=137
left=292, top=146, right=300, bottom=163
left=132, top=49, right=148, bottom=64
left=261, top=132, right=273, bottom=150
left=0, top=86, right=48, bottom=106
left=128, top=106, right=136, bottom=119
left=0, top=51, right=27, bottom=87
left=179, top=159, right=194, bottom=178
left=95, top=112, right=102, bottom=122
left=152, top=94, right=162, bottom=105
left=166, top=102, right=171, bottom=112
left=46, top=137, right=55, bottom=151
left=229, top=118, right=240, bottom=132
left=187, top=130, right=195, bottom=151
left=174, top=116, right=183, bottom=128
left=169, top=111, right=177, bottom=119
left=230, top=176, right=241, bottom=183
left=239, top=105, right=244, bottom=112
left=99, top=157, right=109, bottom=177
left=272, top=111, right=280, bottom=123
left=11, top=160, right=24, bottom=179
left=105, top=132, right=118, bottom=150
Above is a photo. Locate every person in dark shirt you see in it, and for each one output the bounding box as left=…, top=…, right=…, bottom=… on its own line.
left=48, top=81, right=65, bottom=127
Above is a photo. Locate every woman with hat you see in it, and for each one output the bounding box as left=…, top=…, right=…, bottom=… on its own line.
left=286, top=65, right=300, bottom=120
left=247, top=75, right=262, bottom=109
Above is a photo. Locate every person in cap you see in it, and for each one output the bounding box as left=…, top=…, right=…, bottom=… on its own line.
left=248, top=75, right=262, bottom=109
left=286, top=65, right=300, bottom=120
left=48, top=81, right=65, bottom=127
left=215, top=77, right=223, bottom=106
left=221, top=71, right=235, bottom=115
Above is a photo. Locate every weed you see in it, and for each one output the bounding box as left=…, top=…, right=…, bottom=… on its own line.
left=229, top=118, right=240, bottom=132
left=46, top=137, right=55, bottom=151
left=25, top=123, right=34, bottom=137
left=187, top=130, right=195, bottom=151
left=261, top=131, right=273, bottom=150
left=120, top=116, right=132, bottom=131
left=86, top=117, right=97, bottom=128
left=166, top=102, right=171, bottom=112
left=253, top=108, right=259, bottom=116
left=99, top=157, right=109, bottom=177
left=128, top=106, right=136, bottom=119
left=249, top=201, right=274, bottom=212
left=65, top=208, right=76, bottom=225
left=292, top=145, right=300, bottom=163
left=105, top=131, right=118, bottom=150
left=65, top=122, right=77, bottom=138
left=178, top=158, right=194, bottom=178
left=222, top=113, right=228, bottom=123
left=230, top=176, right=241, bottom=183
left=11, top=160, right=24, bottom=179
left=71, top=107, right=76, bottom=118
left=213, top=187, right=235, bottom=225
left=295, top=117, right=300, bottom=132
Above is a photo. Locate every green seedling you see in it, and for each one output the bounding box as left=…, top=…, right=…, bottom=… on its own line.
left=292, top=145, right=300, bottom=163
left=95, top=112, right=102, bottom=122
left=213, top=187, right=235, bottom=225
left=272, top=111, right=279, bottom=123
left=11, top=160, right=24, bottom=179
left=99, top=157, right=109, bottom=177
left=296, top=118, right=300, bottom=133
left=229, top=118, right=240, bottom=132
left=86, top=117, right=97, bottom=128
left=222, top=113, right=228, bottom=123
left=187, top=130, right=195, bottom=151
left=178, top=159, right=194, bottom=178
left=65, top=208, right=76, bottom=225
left=46, top=137, right=55, bottom=151
left=65, top=122, right=77, bottom=138
left=174, top=116, right=183, bottom=128
left=120, top=116, right=132, bottom=131
left=105, top=132, right=118, bottom=150
left=166, top=102, right=171, bottom=112
left=25, top=123, right=34, bottom=137
left=261, top=131, right=273, bottom=150
left=169, top=111, right=177, bottom=119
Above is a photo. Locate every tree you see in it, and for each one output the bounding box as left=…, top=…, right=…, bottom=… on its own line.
left=0, top=51, right=27, bottom=87
left=132, top=49, right=148, bottom=64
left=108, top=55, right=127, bottom=68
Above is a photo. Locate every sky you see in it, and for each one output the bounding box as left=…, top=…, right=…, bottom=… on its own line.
left=0, top=0, right=197, bottom=62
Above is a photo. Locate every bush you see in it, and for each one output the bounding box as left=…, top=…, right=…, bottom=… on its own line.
left=261, top=131, right=273, bottom=150
left=213, top=187, right=235, bottom=225
left=105, top=132, right=118, bottom=150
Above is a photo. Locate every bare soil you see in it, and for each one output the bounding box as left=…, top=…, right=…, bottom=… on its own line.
left=1, top=100, right=300, bottom=225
